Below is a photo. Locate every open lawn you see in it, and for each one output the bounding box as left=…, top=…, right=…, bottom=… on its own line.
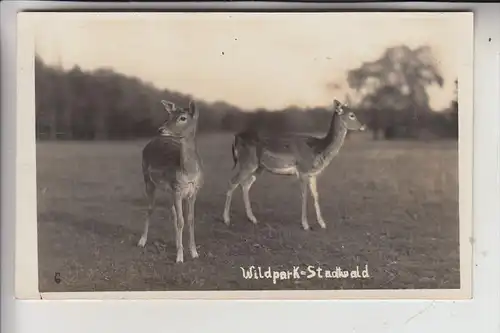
left=36, top=132, right=460, bottom=292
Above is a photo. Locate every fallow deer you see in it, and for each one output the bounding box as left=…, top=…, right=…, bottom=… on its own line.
left=138, top=99, right=203, bottom=263
left=222, top=99, right=365, bottom=230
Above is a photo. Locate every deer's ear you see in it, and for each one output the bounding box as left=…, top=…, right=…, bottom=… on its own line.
left=333, top=99, right=343, bottom=114
left=161, top=100, right=175, bottom=113
left=188, top=99, right=198, bottom=118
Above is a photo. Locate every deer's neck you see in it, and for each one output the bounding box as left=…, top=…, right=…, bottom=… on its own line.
left=179, top=135, right=200, bottom=175
left=319, top=113, right=348, bottom=160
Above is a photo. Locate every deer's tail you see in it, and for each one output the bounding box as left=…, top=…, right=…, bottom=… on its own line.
left=231, top=135, right=239, bottom=170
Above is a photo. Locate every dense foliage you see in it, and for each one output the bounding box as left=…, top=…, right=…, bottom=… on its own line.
left=35, top=44, right=458, bottom=141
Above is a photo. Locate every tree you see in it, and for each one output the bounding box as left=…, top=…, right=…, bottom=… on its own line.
left=360, top=86, right=410, bottom=140
left=347, top=45, right=444, bottom=139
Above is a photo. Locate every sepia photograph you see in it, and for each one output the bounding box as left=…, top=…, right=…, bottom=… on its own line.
left=16, top=11, right=473, bottom=299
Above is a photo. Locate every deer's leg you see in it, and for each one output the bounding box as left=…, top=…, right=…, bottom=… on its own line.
left=173, top=194, right=185, bottom=263
left=138, top=180, right=156, bottom=247
left=186, top=194, right=199, bottom=259
left=308, top=176, right=326, bottom=229
left=223, top=166, right=257, bottom=226
left=241, top=174, right=258, bottom=224
left=223, top=179, right=239, bottom=226
left=224, top=143, right=259, bottom=225
left=300, top=176, right=310, bottom=231
left=170, top=203, right=177, bottom=235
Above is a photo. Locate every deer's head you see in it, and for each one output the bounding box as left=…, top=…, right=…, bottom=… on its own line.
left=333, top=99, right=366, bottom=132
left=158, top=99, right=199, bottom=138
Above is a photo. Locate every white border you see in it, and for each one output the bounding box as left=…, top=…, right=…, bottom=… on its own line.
left=2, top=1, right=500, bottom=333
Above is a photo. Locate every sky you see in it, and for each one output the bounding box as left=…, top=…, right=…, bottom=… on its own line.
left=32, top=12, right=467, bottom=111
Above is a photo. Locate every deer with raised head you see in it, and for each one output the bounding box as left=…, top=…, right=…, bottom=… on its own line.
left=138, top=99, right=203, bottom=263
left=222, top=99, right=365, bottom=231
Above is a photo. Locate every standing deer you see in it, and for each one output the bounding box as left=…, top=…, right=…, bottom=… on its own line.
left=222, top=99, right=365, bottom=230
left=138, top=99, right=203, bottom=263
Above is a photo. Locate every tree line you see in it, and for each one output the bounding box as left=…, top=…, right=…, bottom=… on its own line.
left=35, top=44, right=458, bottom=141
left=35, top=55, right=337, bottom=140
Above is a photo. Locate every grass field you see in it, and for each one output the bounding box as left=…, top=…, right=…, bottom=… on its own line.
left=36, top=132, right=460, bottom=292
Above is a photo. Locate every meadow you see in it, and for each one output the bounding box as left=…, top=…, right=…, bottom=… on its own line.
left=36, top=132, right=460, bottom=292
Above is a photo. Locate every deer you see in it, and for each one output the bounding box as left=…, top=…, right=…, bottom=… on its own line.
left=138, top=99, right=203, bottom=263
left=222, top=99, right=366, bottom=231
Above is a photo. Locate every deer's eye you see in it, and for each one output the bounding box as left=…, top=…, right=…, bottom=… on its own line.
left=348, top=113, right=355, bottom=120
left=178, top=116, right=187, bottom=122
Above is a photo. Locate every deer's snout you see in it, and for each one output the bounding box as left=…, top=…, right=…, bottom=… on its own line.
left=158, top=127, right=172, bottom=136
